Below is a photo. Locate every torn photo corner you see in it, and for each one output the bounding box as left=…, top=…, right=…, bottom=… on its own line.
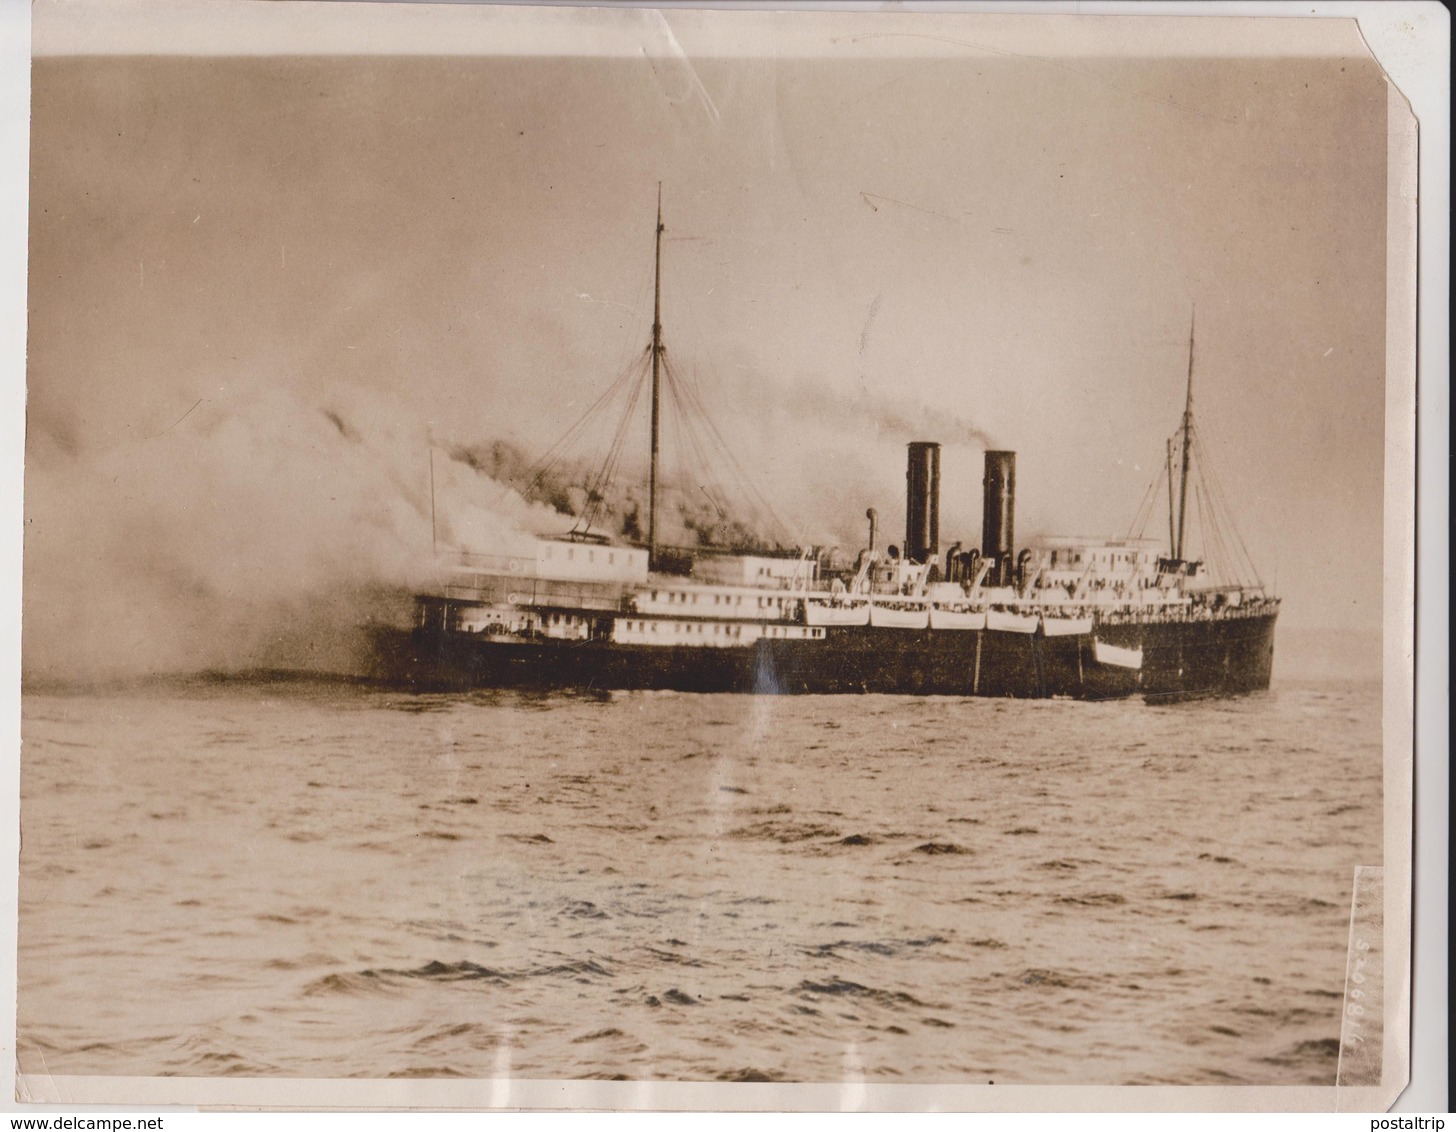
left=9, top=0, right=1428, bottom=1114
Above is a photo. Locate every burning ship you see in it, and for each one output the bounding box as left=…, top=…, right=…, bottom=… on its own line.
left=374, top=196, right=1279, bottom=699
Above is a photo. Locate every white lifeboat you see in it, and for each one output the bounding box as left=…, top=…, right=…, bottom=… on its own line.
left=929, top=605, right=987, bottom=630
left=986, top=608, right=1039, bottom=634
left=1092, top=638, right=1144, bottom=669
left=804, top=596, right=870, bottom=627
left=868, top=599, right=930, bottom=629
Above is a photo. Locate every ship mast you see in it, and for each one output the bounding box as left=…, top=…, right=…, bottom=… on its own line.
left=1174, top=308, right=1195, bottom=562
left=1165, top=437, right=1176, bottom=554
left=647, top=184, right=664, bottom=568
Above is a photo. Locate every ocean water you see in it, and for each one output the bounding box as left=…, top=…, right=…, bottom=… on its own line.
left=17, top=677, right=1382, bottom=1085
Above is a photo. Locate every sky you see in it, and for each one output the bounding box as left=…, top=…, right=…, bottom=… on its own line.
left=21, top=9, right=1391, bottom=677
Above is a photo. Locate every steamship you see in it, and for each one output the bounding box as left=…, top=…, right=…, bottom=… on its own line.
left=372, top=196, right=1279, bottom=699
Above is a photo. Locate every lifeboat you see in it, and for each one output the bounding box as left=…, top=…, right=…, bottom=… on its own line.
left=929, top=605, right=987, bottom=630
left=1092, top=638, right=1143, bottom=669
left=804, top=596, right=870, bottom=627
left=868, top=599, right=930, bottom=629
left=986, top=608, right=1039, bottom=634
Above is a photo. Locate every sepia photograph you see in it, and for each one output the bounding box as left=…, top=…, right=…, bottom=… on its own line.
left=11, top=0, right=1422, bottom=1111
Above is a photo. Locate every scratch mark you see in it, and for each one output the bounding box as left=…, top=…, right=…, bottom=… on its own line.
left=577, top=292, right=637, bottom=313
left=157, top=398, right=203, bottom=438
left=859, top=294, right=882, bottom=356
left=860, top=192, right=958, bottom=223
left=16, top=1046, right=56, bottom=1103
left=645, top=12, right=720, bottom=124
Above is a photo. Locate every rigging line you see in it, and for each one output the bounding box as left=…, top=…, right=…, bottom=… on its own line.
left=1201, top=478, right=1241, bottom=587
left=1195, top=484, right=1218, bottom=580
left=673, top=373, right=750, bottom=543
left=1148, top=460, right=1171, bottom=540
left=1193, top=483, right=1210, bottom=577
left=666, top=348, right=798, bottom=549
left=529, top=360, right=637, bottom=478
left=1196, top=429, right=1264, bottom=588
left=1157, top=452, right=1174, bottom=542
left=1199, top=459, right=1240, bottom=584
left=667, top=369, right=728, bottom=538
left=658, top=360, right=696, bottom=544
left=611, top=394, right=644, bottom=503
left=1125, top=475, right=1153, bottom=542
left=1200, top=479, right=1231, bottom=582
left=663, top=359, right=732, bottom=536
left=579, top=356, right=648, bottom=533
left=1194, top=478, right=1219, bottom=577
left=664, top=357, right=773, bottom=548
left=699, top=402, right=794, bottom=544
left=1191, top=426, right=1262, bottom=587
left=577, top=443, right=612, bottom=533
left=668, top=380, right=696, bottom=543
left=579, top=386, right=641, bottom=534
left=582, top=349, right=653, bottom=462
left=575, top=353, right=645, bottom=532
left=1206, top=484, right=1241, bottom=586
left=516, top=353, right=643, bottom=504
left=672, top=357, right=797, bottom=545
left=661, top=355, right=703, bottom=466
left=515, top=227, right=658, bottom=509
left=590, top=230, right=659, bottom=400
left=658, top=355, right=695, bottom=480
left=664, top=362, right=714, bottom=545
left=673, top=396, right=756, bottom=539
left=1125, top=460, right=1164, bottom=542
left=602, top=375, right=649, bottom=524
left=660, top=355, right=745, bottom=521
left=532, top=391, right=627, bottom=518
left=604, top=255, right=658, bottom=388
left=1195, top=481, right=1226, bottom=582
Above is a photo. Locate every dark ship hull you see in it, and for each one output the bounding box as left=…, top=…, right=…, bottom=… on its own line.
left=371, top=609, right=1277, bottom=700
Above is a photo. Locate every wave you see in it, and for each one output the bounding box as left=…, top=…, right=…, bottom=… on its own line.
left=795, top=977, right=931, bottom=1009
left=805, top=935, right=947, bottom=959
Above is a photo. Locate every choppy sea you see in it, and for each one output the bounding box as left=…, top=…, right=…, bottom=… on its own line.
left=17, top=676, right=1381, bottom=1085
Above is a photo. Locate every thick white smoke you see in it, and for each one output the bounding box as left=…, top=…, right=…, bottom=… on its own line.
left=22, top=381, right=564, bottom=684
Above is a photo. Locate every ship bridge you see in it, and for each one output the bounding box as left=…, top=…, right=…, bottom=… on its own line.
left=1022, top=537, right=1162, bottom=595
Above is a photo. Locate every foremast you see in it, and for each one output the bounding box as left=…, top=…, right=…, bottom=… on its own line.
left=1174, top=309, right=1194, bottom=562
left=1146, top=305, right=1271, bottom=603
left=647, top=183, right=665, bottom=571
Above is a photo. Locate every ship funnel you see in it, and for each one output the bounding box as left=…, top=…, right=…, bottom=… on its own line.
left=981, top=450, right=1016, bottom=587
left=904, top=442, right=941, bottom=565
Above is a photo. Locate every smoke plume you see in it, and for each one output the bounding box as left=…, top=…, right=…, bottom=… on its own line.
left=22, top=382, right=561, bottom=684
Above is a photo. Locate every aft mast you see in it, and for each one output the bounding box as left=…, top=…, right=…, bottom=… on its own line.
left=647, top=184, right=665, bottom=571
